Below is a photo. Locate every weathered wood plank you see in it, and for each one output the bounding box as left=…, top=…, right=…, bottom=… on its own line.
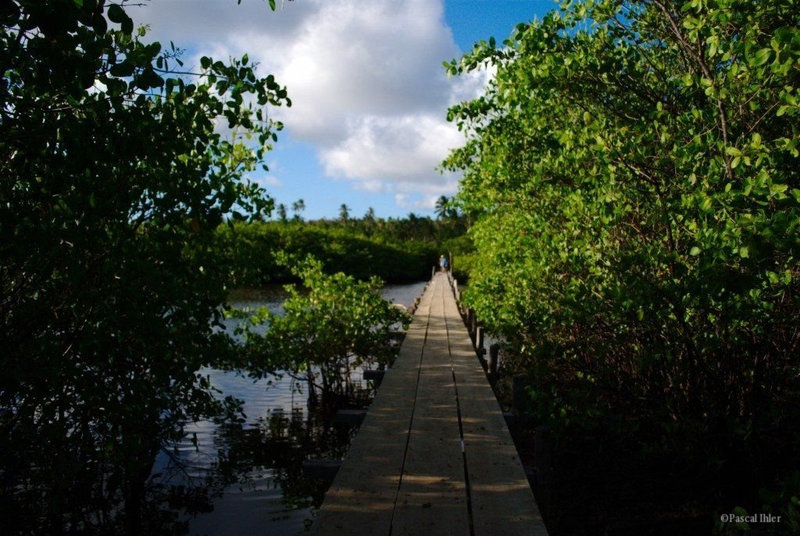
left=443, top=282, right=548, bottom=536
left=311, top=274, right=548, bottom=536
left=391, top=282, right=469, bottom=535
left=310, top=283, right=435, bottom=536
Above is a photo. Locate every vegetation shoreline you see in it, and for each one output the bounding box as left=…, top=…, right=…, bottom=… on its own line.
left=207, top=214, right=472, bottom=288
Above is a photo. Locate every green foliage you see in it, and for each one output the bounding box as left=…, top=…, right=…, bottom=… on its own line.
left=444, top=0, right=800, bottom=524
left=209, top=216, right=460, bottom=286
left=0, top=1, right=288, bottom=533
left=236, top=255, right=410, bottom=402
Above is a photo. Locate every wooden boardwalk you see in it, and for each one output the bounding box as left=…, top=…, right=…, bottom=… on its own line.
left=312, top=273, right=548, bottom=536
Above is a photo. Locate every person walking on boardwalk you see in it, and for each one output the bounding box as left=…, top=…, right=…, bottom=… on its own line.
left=439, top=254, right=448, bottom=272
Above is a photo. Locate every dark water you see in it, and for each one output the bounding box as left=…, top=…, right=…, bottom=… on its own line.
left=159, top=281, right=427, bottom=536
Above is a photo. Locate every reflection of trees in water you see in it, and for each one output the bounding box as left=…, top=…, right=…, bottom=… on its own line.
left=155, top=384, right=374, bottom=530
left=213, top=404, right=363, bottom=510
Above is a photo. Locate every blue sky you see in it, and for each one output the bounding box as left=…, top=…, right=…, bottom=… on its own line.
left=133, top=0, right=557, bottom=220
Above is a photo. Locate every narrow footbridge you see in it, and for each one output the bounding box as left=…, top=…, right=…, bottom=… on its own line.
left=312, top=272, right=548, bottom=535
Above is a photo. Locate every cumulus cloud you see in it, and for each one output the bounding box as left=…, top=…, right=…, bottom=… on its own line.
left=271, top=0, right=457, bottom=136
left=322, top=114, right=463, bottom=182
left=131, top=0, right=488, bottom=204
left=131, top=0, right=313, bottom=54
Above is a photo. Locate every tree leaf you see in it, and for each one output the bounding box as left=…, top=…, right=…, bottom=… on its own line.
left=752, top=48, right=771, bottom=66
left=107, top=3, right=125, bottom=23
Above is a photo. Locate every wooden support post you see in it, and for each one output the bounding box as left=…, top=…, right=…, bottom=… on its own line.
left=470, top=309, right=478, bottom=338
left=466, top=308, right=475, bottom=340
left=488, top=344, right=499, bottom=382
left=475, top=326, right=489, bottom=372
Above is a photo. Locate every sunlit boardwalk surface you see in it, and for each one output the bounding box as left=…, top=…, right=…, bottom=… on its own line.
left=312, top=272, right=548, bottom=536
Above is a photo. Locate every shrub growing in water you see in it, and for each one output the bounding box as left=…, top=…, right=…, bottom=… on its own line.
left=236, top=254, right=410, bottom=407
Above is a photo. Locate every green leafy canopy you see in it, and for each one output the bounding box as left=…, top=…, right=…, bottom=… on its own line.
left=1, top=0, right=289, bottom=533
left=235, top=253, right=410, bottom=401
left=444, top=0, right=799, bottom=520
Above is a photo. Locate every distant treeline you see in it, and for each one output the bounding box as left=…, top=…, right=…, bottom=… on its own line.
left=208, top=214, right=471, bottom=286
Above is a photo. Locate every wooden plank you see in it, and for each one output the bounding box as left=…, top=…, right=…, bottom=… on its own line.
left=311, top=283, right=434, bottom=536
left=311, top=357, right=418, bottom=534
left=442, top=281, right=549, bottom=536
left=391, top=281, right=470, bottom=536
left=312, top=274, right=548, bottom=535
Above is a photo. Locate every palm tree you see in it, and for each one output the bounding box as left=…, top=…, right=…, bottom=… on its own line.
left=291, top=198, right=305, bottom=221
left=339, top=203, right=350, bottom=222
left=277, top=203, right=288, bottom=223
left=434, top=195, right=449, bottom=220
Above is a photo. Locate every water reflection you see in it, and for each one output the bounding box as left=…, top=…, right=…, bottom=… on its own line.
left=187, top=410, right=351, bottom=536
left=157, top=281, right=426, bottom=536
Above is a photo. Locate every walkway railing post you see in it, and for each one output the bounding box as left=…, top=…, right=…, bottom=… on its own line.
left=475, top=326, right=486, bottom=367
left=470, top=309, right=477, bottom=339
left=488, top=344, right=499, bottom=383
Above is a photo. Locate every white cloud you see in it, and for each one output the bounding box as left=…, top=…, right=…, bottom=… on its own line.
left=130, top=0, right=489, bottom=206
left=321, top=114, right=462, bottom=182
left=270, top=0, right=457, bottom=136
left=131, top=0, right=313, bottom=55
